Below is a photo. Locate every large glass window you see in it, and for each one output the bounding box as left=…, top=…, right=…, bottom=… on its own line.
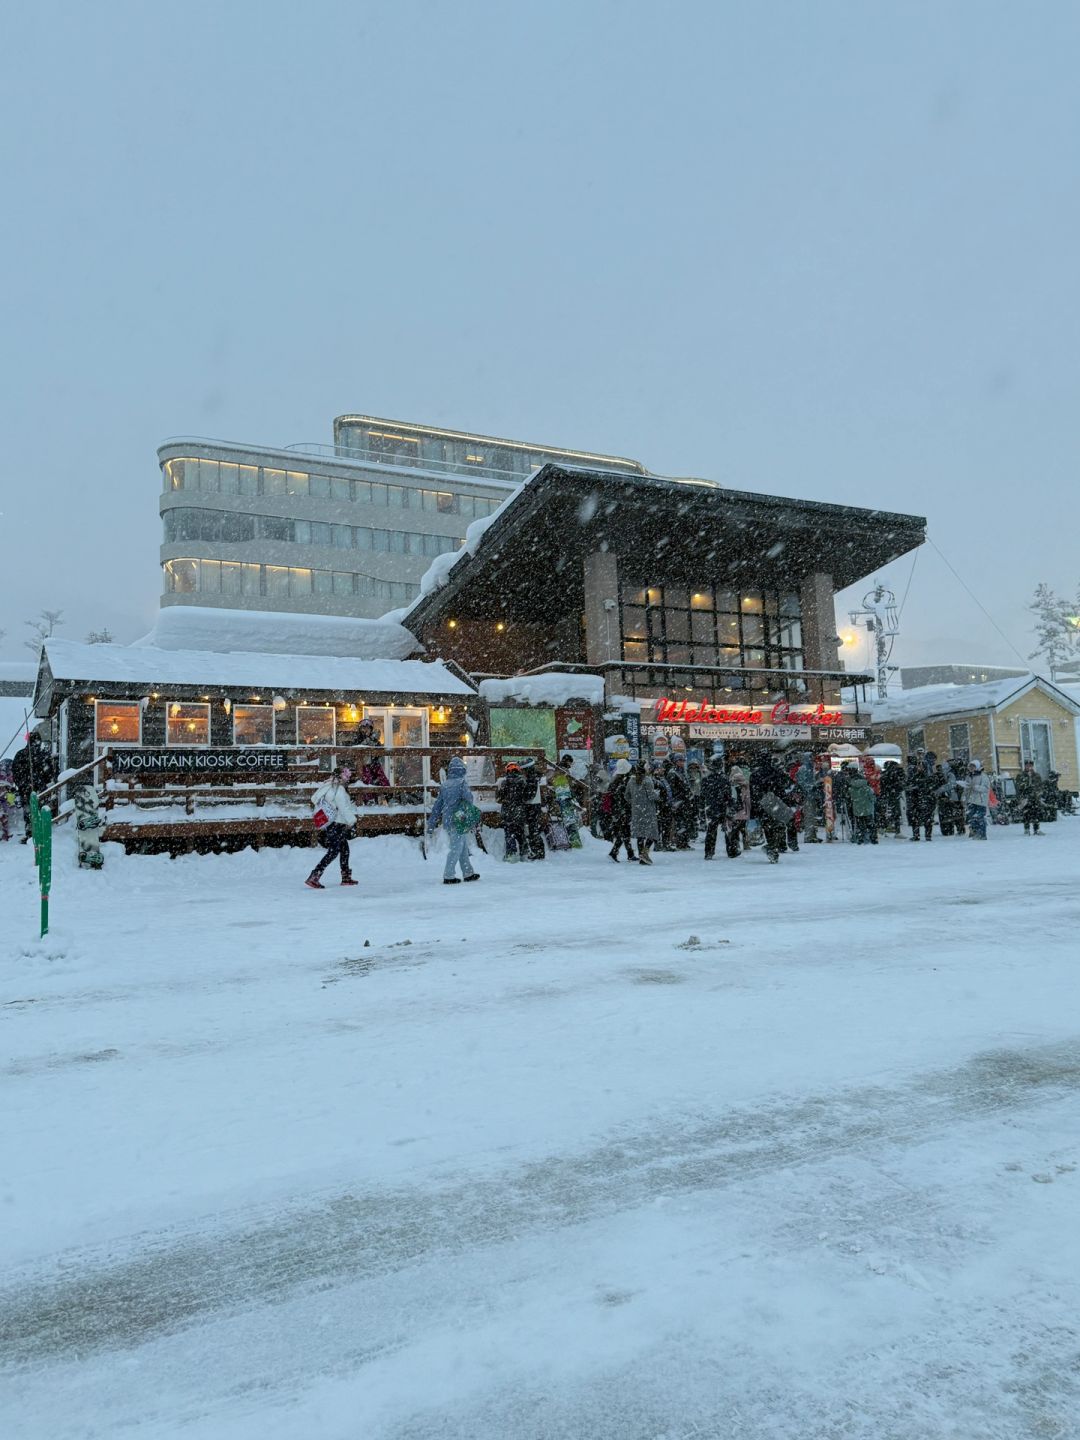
left=95, top=700, right=141, bottom=746
left=619, top=582, right=803, bottom=671
left=233, top=705, right=275, bottom=746
left=167, top=703, right=210, bottom=746
left=162, top=557, right=420, bottom=603
left=296, top=706, right=335, bottom=746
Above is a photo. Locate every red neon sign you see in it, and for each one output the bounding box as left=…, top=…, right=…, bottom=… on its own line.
left=653, top=697, right=848, bottom=727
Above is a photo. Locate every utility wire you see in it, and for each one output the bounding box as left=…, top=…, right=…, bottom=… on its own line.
left=927, top=538, right=1030, bottom=667
left=896, top=545, right=919, bottom=619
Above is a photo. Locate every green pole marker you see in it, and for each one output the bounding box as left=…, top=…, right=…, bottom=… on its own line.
left=38, top=805, right=52, bottom=939
left=29, top=793, right=52, bottom=938
left=30, top=792, right=40, bottom=868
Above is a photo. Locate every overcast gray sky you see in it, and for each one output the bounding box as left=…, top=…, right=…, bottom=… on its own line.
left=2, top=0, right=1077, bottom=671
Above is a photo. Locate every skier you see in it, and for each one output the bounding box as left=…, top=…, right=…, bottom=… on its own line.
left=700, top=756, right=731, bottom=860
left=305, top=766, right=359, bottom=888
left=606, top=758, right=636, bottom=862
left=961, top=759, right=992, bottom=840
left=496, top=762, right=530, bottom=860
left=626, top=761, right=661, bottom=865
left=1015, top=760, right=1044, bottom=836
left=427, top=756, right=481, bottom=884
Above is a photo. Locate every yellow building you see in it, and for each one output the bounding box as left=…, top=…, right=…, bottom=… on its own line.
left=873, top=674, right=1080, bottom=791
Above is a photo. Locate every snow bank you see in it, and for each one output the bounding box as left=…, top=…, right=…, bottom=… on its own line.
left=136, top=606, right=420, bottom=661
left=479, top=673, right=605, bottom=707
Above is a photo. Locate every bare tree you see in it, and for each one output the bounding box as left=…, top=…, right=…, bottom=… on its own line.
left=23, top=609, right=64, bottom=654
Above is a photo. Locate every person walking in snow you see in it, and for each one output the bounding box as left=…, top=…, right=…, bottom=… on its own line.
left=725, top=763, right=752, bottom=857
left=1015, top=760, right=1045, bottom=836
left=606, top=758, right=636, bottom=862
left=794, top=752, right=823, bottom=844
left=700, top=756, right=731, bottom=860
left=906, top=751, right=937, bottom=842
left=846, top=764, right=877, bottom=844
left=961, top=759, right=992, bottom=840
left=626, top=761, right=660, bottom=865
left=878, top=759, right=905, bottom=837
left=496, top=762, right=530, bottom=860
left=516, top=757, right=547, bottom=860
left=427, top=756, right=480, bottom=884
left=306, top=766, right=359, bottom=889
left=12, top=734, right=54, bottom=843
left=749, top=753, right=793, bottom=863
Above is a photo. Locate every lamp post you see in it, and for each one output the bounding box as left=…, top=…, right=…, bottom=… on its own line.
left=849, top=585, right=900, bottom=702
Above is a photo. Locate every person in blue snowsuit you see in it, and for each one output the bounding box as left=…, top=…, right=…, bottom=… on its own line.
left=427, top=756, right=481, bottom=884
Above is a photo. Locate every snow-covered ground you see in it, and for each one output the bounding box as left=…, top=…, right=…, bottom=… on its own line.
left=2, top=820, right=1079, bottom=1439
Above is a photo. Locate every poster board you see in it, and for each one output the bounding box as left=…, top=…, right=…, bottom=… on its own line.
left=489, top=707, right=558, bottom=762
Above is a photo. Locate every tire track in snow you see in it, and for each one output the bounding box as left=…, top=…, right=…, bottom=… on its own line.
left=3, top=1038, right=1079, bottom=1368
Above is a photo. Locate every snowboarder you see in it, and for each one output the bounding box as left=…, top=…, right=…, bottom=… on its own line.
left=549, top=754, right=584, bottom=849
left=427, top=756, right=480, bottom=884
left=305, top=766, right=359, bottom=888
left=749, top=754, right=793, bottom=862
left=626, top=762, right=660, bottom=865
left=1015, top=760, right=1044, bottom=836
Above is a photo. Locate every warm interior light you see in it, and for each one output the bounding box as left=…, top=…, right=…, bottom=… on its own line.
left=109, top=721, right=119, bottom=735
left=447, top=619, right=458, bottom=629
left=151, top=691, right=159, bottom=699
left=496, top=622, right=505, bottom=632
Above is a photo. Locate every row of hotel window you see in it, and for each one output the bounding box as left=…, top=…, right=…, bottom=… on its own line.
left=96, top=701, right=342, bottom=748
left=619, top=584, right=804, bottom=671
left=336, top=426, right=635, bottom=480
left=163, top=458, right=501, bottom=519
left=162, top=508, right=461, bottom=558
left=163, top=559, right=419, bottom=604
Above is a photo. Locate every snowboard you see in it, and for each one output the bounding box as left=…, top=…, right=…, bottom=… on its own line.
left=74, top=784, right=105, bottom=869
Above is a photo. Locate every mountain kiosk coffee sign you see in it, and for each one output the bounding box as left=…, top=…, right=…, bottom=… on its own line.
left=111, top=749, right=291, bottom=775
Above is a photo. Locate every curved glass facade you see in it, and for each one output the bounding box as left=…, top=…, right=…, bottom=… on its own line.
left=162, top=457, right=500, bottom=519
left=163, top=558, right=417, bottom=606
left=162, top=507, right=460, bottom=558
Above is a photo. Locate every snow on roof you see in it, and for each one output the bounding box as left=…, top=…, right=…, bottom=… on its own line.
left=873, top=674, right=1080, bottom=726
left=401, top=486, right=531, bottom=619
left=479, top=673, right=606, bottom=707
left=135, top=605, right=420, bottom=660
left=42, top=639, right=474, bottom=697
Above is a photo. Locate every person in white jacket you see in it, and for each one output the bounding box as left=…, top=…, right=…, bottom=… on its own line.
left=961, top=759, right=992, bottom=840
left=305, top=766, right=360, bottom=888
